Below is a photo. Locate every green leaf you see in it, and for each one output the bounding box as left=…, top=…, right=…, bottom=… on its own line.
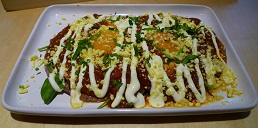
left=97, top=99, right=111, bottom=109
left=182, top=54, right=198, bottom=65
left=40, top=78, right=57, bottom=105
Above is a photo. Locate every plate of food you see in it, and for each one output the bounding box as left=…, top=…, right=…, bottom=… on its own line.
left=2, top=4, right=257, bottom=116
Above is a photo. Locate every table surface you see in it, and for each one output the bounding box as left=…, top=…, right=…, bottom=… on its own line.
left=0, top=0, right=257, bottom=127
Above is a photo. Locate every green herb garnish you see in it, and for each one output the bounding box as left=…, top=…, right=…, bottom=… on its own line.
left=109, top=27, right=115, bottom=31
left=38, top=45, right=49, bottom=52
left=146, top=55, right=152, bottom=67
left=182, top=54, right=198, bottom=65
left=135, top=32, right=143, bottom=42
left=72, top=37, right=94, bottom=60
left=82, top=59, right=90, bottom=67
left=129, top=16, right=140, bottom=25
left=128, top=102, right=134, bottom=107
left=97, top=99, right=111, bottom=109
left=35, top=67, right=39, bottom=71
left=67, top=38, right=74, bottom=50
left=103, top=54, right=110, bottom=64
left=54, top=74, right=64, bottom=89
left=156, top=20, right=162, bottom=24
left=205, top=82, right=216, bottom=90
left=142, top=28, right=158, bottom=31
left=111, top=79, right=123, bottom=90
left=129, top=18, right=133, bottom=26
left=113, top=38, right=122, bottom=47
left=133, top=45, right=139, bottom=57
left=111, top=53, right=121, bottom=60
left=47, top=61, right=53, bottom=73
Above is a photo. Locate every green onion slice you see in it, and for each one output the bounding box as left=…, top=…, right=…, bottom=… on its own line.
left=97, top=99, right=111, bottom=109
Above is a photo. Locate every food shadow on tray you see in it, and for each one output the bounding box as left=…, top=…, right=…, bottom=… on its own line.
left=11, top=111, right=250, bottom=124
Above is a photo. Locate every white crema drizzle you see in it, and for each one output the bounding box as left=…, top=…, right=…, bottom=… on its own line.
left=125, top=21, right=145, bottom=108
left=70, top=23, right=93, bottom=108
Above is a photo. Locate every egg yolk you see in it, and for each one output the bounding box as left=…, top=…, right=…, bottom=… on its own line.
left=92, top=29, right=118, bottom=54
left=153, top=32, right=178, bottom=52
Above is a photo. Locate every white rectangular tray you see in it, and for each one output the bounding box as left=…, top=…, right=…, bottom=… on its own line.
left=2, top=4, right=257, bottom=116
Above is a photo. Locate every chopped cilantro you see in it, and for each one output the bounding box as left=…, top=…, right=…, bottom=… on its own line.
left=72, top=35, right=96, bottom=60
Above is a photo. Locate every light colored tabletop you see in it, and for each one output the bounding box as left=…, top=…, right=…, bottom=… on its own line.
left=0, top=0, right=257, bottom=127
